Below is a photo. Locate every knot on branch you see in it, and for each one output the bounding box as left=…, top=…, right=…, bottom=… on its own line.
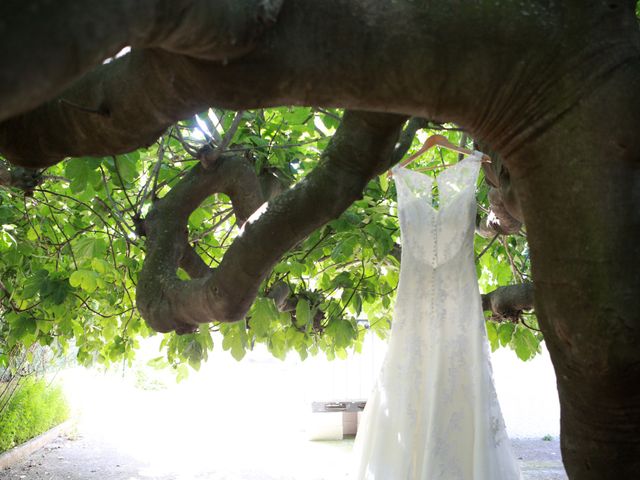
left=0, top=161, right=43, bottom=194
left=481, top=282, right=534, bottom=323
left=264, top=282, right=326, bottom=335
left=136, top=152, right=266, bottom=333
left=477, top=154, right=523, bottom=237
left=476, top=186, right=523, bottom=237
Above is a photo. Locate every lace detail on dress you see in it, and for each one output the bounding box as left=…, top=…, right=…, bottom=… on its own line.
left=353, top=153, right=522, bottom=480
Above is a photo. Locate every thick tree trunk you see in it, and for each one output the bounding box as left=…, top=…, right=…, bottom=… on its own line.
left=507, top=59, right=640, bottom=479
left=0, top=0, right=284, bottom=122
left=6, top=1, right=637, bottom=169
left=0, top=1, right=639, bottom=479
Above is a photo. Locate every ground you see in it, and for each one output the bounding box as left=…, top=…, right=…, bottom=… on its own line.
left=1, top=342, right=567, bottom=479
left=0, top=432, right=567, bottom=480
left=2, top=430, right=566, bottom=480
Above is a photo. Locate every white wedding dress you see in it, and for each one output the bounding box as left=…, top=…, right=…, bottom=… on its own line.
left=353, top=153, right=521, bottom=479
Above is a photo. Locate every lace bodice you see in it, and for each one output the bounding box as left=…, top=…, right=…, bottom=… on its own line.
left=393, top=153, right=480, bottom=268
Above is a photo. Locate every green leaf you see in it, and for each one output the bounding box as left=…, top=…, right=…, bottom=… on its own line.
left=177, top=336, right=205, bottom=371
left=148, top=356, right=168, bottom=369
left=221, top=323, right=248, bottom=361
left=102, top=322, right=116, bottom=341
left=74, top=237, right=107, bottom=262
left=379, top=174, right=389, bottom=192
left=326, top=318, right=356, bottom=349
left=22, top=269, right=48, bottom=299
left=69, top=269, right=99, bottom=293
left=268, top=330, right=287, bottom=360
left=8, top=313, right=37, bottom=346
left=295, top=298, right=311, bottom=327
left=288, top=261, right=305, bottom=276
left=176, top=364, right=189, bottom=383
left=115, top=154, right=138, bottom=183
left=91, top=258, right=111, bottom=274
left=64, top=157, right=101, bottom=192
left=498, top=322, right=515, bottom=347
left=230, top=340, right=247, bottom=361
left=43, top=278, right=70, bottom=305
left=65, top=158, right=90, bottom=192
left=512, top=326, right=540, bottom=361
left=250, top=298, right=277, bottom=337
left=189, top=208, right=208, bottom=229
left=486, top=321, right=499, bottom=351
left=283, top=107, right=312, bottom=124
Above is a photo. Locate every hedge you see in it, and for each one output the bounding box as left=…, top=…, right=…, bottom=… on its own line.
left=0, top=377, right=69, bottom=453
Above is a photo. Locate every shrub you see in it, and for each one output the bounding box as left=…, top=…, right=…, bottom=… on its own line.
left=0, top=377, right=70, bottom=453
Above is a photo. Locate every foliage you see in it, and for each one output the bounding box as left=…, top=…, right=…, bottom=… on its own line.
left=0, top=108, right=539, bottom=378
left=0, top=377, right=69, bottom=453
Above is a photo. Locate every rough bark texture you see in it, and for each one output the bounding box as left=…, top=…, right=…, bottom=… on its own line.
left=3, top=2, right=638, bottom=168
left=0, top=1, right=639, bottom=479
left=137, top=111, right=405, bottom=333
left=0, top=0, right=284, bottom=123
left=508, top=58, right=640, bottom=479
left=481, top=283, right=534, bottom=319
left=477, top=148, right=524, bottom=237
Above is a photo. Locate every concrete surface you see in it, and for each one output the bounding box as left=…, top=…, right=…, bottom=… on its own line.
left=0, top=338, right=567, bottom=480
left=1, top=429, right=566, bottom=480
left=0, top=421, right=72, bottom=471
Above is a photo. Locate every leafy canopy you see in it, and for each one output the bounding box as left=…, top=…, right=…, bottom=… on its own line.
left=0, top=109, right=540, bottom=378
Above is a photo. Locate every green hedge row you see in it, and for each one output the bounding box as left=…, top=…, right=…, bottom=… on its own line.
left=0, top=378, right=70, bottom=453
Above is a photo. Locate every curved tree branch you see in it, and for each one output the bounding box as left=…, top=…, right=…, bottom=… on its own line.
left=0, top=0, right=284, bottom=122
left=0, top=162, right=42, bottom=193
left=481, top=282, right=534, bottom=319
left=3, top=2, right=635, bottom=168
left=137, top=111, right=407, bottom=333
left=476, top=147, right=524, bottom=237
left=476, top=186, right=523, bottom=237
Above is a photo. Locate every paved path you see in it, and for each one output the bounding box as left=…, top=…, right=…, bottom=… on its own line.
left=0, top=364, right=567, bottom=479
left=1, top=430, right=566, bottom=480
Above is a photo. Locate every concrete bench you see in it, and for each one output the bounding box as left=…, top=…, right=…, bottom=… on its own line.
left=307, top=400, right=367, bottom=440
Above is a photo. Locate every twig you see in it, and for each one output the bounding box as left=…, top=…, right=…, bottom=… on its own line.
left=501, top=236, right=525, bottom=282
left=111, top=157, right=136, bottom=211
left=201, top=111, right=245, bottom=168
left=71, top=293, right=134, bottom=319
left=475, top=233, right=499, bottom=261
left=521, top=315, right=542, bottom=332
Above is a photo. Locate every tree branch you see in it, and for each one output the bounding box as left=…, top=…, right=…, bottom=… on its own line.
left=4, top=1, right=632, bottom=168
left=476, top=186, right=523, bottom=237
left=481, top=282, right=534, bottom=319
left=137, top=111, right=406, bottom=333
left=476, top=147, right=524, bottom=237
left=0, top=161, right=42, bottom=193
left=0, top=0, right=284, bottom=122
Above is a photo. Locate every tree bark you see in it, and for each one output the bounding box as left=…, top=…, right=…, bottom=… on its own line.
left=137, top=111, right=406, bottom=333
left=481, top=283, right=534, bottom=319
left=0, top=0, right=284, bottom=122
left=506, top=59, right=640, bottom=479
left=0, top=1, right=639, bottom=479
left=3, top=1, right=638, bottom=169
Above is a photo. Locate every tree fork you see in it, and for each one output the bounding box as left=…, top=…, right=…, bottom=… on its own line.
left=137, top=111, right=406, bottom=333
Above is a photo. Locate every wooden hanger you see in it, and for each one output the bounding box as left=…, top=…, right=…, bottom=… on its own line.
left=388, top=134, right=490, bottom=177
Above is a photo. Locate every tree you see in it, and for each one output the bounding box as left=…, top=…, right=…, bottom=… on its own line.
left=0, top=1, right=638, bottom=478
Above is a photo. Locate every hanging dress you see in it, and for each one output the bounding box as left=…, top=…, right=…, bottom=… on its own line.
left=353, top=153, right=522, bottom=479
